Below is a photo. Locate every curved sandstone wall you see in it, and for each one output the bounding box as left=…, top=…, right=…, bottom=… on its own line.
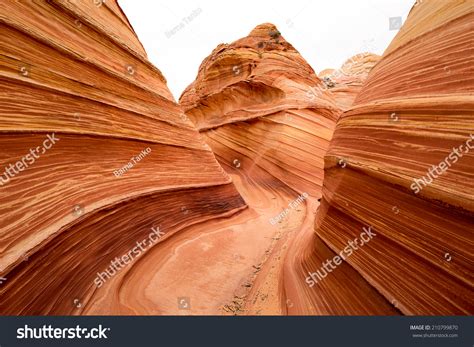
left=305, top=0, right=474, bottom=315
left=0, top=0, right=245, bottom=315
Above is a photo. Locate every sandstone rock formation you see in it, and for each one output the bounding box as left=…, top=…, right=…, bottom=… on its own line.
left=180, top=23, right=340, bottom=198
left=1, top=0, right=472, bottom=317
left=179, top=24, right=399, bottom=315
left=0, top=0, right=245, bottom=315
left=303, top=0, right=474, bottom=315
left=318, top=53, right=381, bottom=110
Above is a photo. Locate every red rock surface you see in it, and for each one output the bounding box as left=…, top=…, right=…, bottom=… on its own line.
left=0, top=0, right=245, bottom=315
left=1, top=0, right=472, bottom=316
left=302, top=0, right=474, bottom=315
left=179, top=24, right=400, bottom=315
left=180, top=23, right=340, bottom=197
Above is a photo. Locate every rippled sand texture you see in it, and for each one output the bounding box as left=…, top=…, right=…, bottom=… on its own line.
left=0, top=0, right=245, bottom=314
left=309, top=0, right=474, bottom=315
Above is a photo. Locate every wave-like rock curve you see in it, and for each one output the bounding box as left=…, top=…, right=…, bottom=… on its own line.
left=305, top=0, right=474, bottom=315
left=0, top=0, right=245, bottom=315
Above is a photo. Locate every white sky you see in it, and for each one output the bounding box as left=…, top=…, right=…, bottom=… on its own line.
left=119, top=0, right=414, bottom=100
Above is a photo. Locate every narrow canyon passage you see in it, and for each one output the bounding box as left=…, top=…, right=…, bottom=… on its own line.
left=1, top=0, right=472, bottom=318
left=85, top=160, right=310, bottom=315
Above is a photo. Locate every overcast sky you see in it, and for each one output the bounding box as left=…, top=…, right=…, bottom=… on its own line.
left=120, top=0, right=414, bottom=100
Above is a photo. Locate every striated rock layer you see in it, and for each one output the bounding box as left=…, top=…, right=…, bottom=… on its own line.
left=318, top=53, right=380, bottom=110
left=180, top=23, right=340, bottom=198
left=180, top=24, right=401, bottom=315
left=301, top=0, right=474, bottom=315
left=1, top=0, right=472, bottom=317
left=0, top=0, right=245, bottom=315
